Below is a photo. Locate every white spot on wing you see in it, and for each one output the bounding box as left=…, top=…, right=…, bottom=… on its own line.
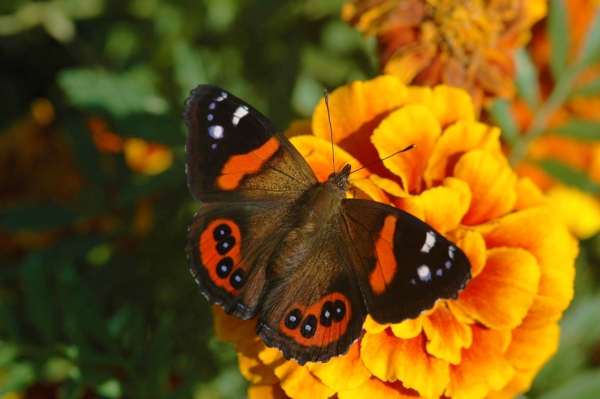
left=449, top=245, right=456, bottom=259
left=420, top=231, right=436, bottom=253
left=207, top=114, right=213, bottom=121
left=209, top=102, right=216, bottom=110
left=215, top=92, right=228, bottom=102
left=232, top=105, right=249, bottom=126
left=208, top=125, right=224, bottom=139
left=417, top=265, right=431, bottom=282
left=445, top=260, right=452, bottom=269
left=211, top=143, right=217, bottom=149
left=436, top=269, right=443, bottom=276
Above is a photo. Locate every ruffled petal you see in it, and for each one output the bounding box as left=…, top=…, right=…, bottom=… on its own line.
left=424, top=120, right=503, bottom=187
left=361, top=330, right=450, bottom=398
left=422, top=304, right=472, bottom=365
left=403, top=183, right=467, bottom=233
left=451, top=227, right=487, bottom=278
left=546, top=184, right=600, bottom=239
left=456, top=247, right=541, bottom=330
left=514, top=177, right=547, bottom=211
left=248, top=384, right=290, bottom=399
left=339, top=378, right=420, bottom=399
left=453, top=149, right=517, bottom=225
left=390, top=318, right=423, bottom=339
left=482, top=208, right=578, bottom=329
left=307, top=343, right=371, bottom=392
left=372, top=104, right=442, bottom=192
left=429, top=85, right=476, bottom=127
left=445, top=326, right=514, bottom=399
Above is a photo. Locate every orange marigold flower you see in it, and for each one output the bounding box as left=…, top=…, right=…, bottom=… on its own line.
left=342, top=0, right=547, bottom=112
left=213, top=76, right=577, bottom=399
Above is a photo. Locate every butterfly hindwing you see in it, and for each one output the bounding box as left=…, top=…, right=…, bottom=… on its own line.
left=341, top=199, right=471, bottom=324
left=256, top=216, right=367, bottom=365
left=184, top=85, right=317, bottom=203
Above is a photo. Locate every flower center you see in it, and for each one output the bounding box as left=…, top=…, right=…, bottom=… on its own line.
left=425, top=0, right=516, bottom=64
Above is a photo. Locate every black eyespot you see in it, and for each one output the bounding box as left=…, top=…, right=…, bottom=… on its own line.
left=215, top=257, right=233, bottom=279
left=284, top=309, right=303, bottom=330
left=216, top=236, right=236, bottom=255
left=213, top=223, right=232, bottom=241
left=320, top=301, right=334, bottom=327
left=229, top=268, right=245, bottom=290
left=332, top=300, right=346, bottom=322
left=300, top=315, right=318, bottom=339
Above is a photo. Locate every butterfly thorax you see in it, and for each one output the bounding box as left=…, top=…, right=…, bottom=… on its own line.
left=324, top=164, right=351, bottom=198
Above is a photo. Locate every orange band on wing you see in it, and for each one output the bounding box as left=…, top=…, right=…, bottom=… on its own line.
left=279, top=292, right=352, bottom=347
left=217, top=137, right=280, bottom=190
left=369, top=215, right=398, bottom=294
left=200, top=218, right=247, bottom=294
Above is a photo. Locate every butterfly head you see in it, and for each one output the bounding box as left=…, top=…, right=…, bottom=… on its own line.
left=326, top=164, right=351, bottom=196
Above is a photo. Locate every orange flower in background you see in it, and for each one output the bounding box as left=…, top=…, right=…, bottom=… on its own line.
left=512, top=0, right=600, bottom=239
left=213, top=76, right=578, bottom=399
left=342, top=0, right=547, bottom=112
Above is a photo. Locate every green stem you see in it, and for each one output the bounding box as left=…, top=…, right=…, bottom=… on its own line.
left=508, top=68, right=578, bottom=167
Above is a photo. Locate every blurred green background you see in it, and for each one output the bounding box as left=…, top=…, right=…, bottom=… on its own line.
left=1, top=0, right=600, bottom=398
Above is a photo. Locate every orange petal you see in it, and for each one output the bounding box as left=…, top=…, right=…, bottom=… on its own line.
left=483, top=208, right=578, bottom=329
left=390, top=318, right=422, bottom=339
left=369, top=174, right=407, bottom=197
left=424, top=120, right=503, bottom=187
left=262, top=353, right=334, bottom=399
left=456, top=247, right=540, bottom=330
left=352, top=177, right=391, bottom=203
left=429, top=85, right=475, bottom=127
left=307, top=342, right=371, bottom=392
left=213, top=306, right=255, bottom=344
left=372, top=103, right=441, bottom=192
left=289, top=135, right=368, bottom=182
left=453, top=149, right=517, bottom=225
left=514, top=177, right=547, bottom=211
left=422, top=304, right=472, bottom=365
left=445, top=326, right=514, bottom=399
left=237, top=334, right=278, bottom=385
left=451, top=228, right=486, bottom=278
left=248, top=384, right=290, bottom=399
left=284, top=119, right=312, bottom=138
left=361, top=330, right=450, bottom=398
left=312, top=76, right=408, bottom=175
left=364, top=315, right=388, bottom=334
left=338, top=378, right=420, bottom=399
left=383, top=42, right=437, bottom=82
left=408, top=183, right=468, bottom=233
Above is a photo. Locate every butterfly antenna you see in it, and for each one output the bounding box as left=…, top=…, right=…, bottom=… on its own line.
left=324, top=89, right=335, bottom=174
left=350, top=144, right=416, bottom=175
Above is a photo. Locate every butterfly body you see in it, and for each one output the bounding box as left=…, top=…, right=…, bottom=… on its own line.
left=184, top=85, right=471, bottom=365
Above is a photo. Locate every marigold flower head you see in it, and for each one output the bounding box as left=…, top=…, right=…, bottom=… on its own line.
left=342, top=0, right=547, bottom=112
left=214, top=76, right=577, bottom=399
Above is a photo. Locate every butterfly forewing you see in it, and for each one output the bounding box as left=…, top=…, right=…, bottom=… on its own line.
left=341, top=199, right=471, bottom=323
left=184, top=85, right=317, bottom=203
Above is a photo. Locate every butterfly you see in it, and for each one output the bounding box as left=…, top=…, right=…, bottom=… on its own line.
left=184, top=85, right=471, bottom=365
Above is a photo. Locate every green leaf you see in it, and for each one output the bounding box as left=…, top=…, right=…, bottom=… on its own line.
left=22, top=254, right=59, bottom=344
left=515, top=49, right=541, bottom=109
left=536, top=159, right=600, bottom=194
left=173, top=40, right=208, bottom=99
left=571, top=75, right=600, bottom=96
left=109, top=113, right=184, bottom=147
left=549, top=119, right=600, bottom=141
left=118, top=163, right=184, bottom=206
left=0, top=362, right=36, bottom=395
left=0, top=203, right=79, bottom=231
left=58, top=66, right=168, bottom=117
left=548, top=0, right=570, bottom=79
left=488, top=99, right=520, bottom=145
left=537, top=370, right=600, bottom=399
left=576, top=10, right=600, bottom=69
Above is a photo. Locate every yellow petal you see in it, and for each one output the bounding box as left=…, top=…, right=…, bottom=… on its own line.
left=451, top=228, right=486, bottom=278
left=308, top=342, right=371, bottom=392
left=445, top=326, right=514, bottom=399
left=453, top=149, right=517, bottom=225
left=457, top=247, right=541, bottom=330
left=514, top=177, right=547, bottom=211
left=361, top=330, right=450, bottom=398
left=338, top=378, right=419, bottom=399
left=429, top=85, right=476, bottom=127
left=422, top=304, right=472, bottom=365
left=424, top=120, right=503, bottom=187
left=408, top=184, right=467, bottom=233
left=248, top=384, right=290, bottom=399
left=372, top=103, right=442, bottom=192
left=546, top=184, right=600, bottom=239
left=390, top=318, right=422, bottom=339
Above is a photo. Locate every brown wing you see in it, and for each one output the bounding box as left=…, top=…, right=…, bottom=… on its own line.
left=255, top=216, right=367, bottom=365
